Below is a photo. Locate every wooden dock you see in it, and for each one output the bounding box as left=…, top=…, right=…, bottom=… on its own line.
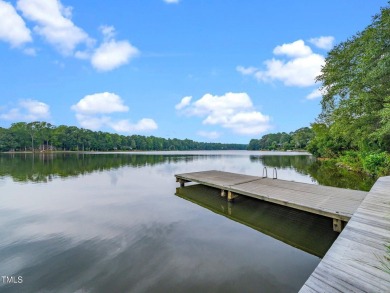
left=300, top=175, right=390, bottom=292
left=175, top=170, right=390, bottom=292
left=175, top=170, right=367, bottom=232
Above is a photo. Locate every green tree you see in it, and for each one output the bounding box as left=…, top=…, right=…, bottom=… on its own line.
left=316, top=4, right=390, bottom=152
left=9, top=122, right=30, bottom=151
left=26, top=121, right=41, bottom=151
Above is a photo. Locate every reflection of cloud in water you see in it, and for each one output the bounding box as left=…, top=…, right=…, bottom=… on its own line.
left=1, top=218, right=313, bottom=292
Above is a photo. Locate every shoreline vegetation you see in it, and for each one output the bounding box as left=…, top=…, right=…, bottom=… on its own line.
left=307, top=4, right=390, bottom=178
left=0, top=121, right=247, bottom=153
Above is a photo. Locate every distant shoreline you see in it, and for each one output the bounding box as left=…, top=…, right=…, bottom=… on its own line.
left=1, top=149, right=311, bottom=154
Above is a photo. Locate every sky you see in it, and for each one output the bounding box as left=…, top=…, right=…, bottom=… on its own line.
left=0, top=0, right=388, bottom=144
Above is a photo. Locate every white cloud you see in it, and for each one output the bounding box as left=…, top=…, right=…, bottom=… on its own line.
left=273, top=40, right=312, bottom=57
left=309, top=36, right=335, bottom=50
left=100, top=25, right=116, bottom=41
left=236, top=66, right=258, bottom=75
left=255, top=54, right=324, bottom=87
left=109, top=118, right=158, bottom=132
left=75, top=26, right=139, bottom=71
left=175, top=96, right=192, bottom=110
left=0, top=0, right=32, bottom=47
left=197, top=131, right=220, bottom=140
left=91, top=40, right=139, bottom=71
left=89, top=26, right=139, bottom=72
left=71, top=92, right=129, bottom=114
left=237, top=39, right=325, bottom=87
left=176, top=92, right=271, bottom=136
left=74, top=114, right=110, bottom=130
left=0, top=99, right=50, bottom=121
left=72, top=92, right=157, bottom=133
left=17, top=0, right=92, bottom=55
left=163, top=0, right=180, bottom=4
left=1, top=1, right=139, bottom=71
left=306, top=87, right=326, bottom=100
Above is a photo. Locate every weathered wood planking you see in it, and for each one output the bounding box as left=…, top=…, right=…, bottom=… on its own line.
left=299, top=176, right=390, bottom=293
left=175, top=170, right=366, bottom=222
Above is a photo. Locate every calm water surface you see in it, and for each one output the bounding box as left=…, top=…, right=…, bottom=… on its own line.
left=0, top=151, right=375, bottom=292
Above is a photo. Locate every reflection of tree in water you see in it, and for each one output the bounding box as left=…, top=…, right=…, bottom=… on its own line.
left=0, top=153, right=197, bottom=183
left=250, top=155, right=315, bottom=174
left=307, top=161, right=375, bottom=191
left=250, top=155, right=375, bottom=191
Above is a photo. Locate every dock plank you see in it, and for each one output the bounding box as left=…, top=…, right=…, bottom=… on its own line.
left=299, top=176, right=390, bottom=292
left=175, top=170, right=366, bottom=221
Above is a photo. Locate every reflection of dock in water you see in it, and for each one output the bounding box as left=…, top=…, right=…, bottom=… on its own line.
left=176, top=184, right=338, bottom=258
left=175, top=170, right=367, bottom=232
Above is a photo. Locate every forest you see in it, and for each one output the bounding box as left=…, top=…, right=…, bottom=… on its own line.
left=0, top=121, right=246, bottom=152
left=247, top=127, right=314, bottom=151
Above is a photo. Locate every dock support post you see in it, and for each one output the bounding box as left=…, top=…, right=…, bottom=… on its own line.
left=227, top=191, right=238, bottom=202
left=333, top=218, right=344, bottom=232
left=221, top=190, right=226, bottom=197
left=177, top=179, right=185, bottom=187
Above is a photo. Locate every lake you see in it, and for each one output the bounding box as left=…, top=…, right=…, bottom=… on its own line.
left=0, top=151, right=375, bottom=292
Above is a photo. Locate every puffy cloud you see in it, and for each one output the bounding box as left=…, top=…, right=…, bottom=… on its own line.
left=309, top=36, right=335, bottom=50
left=255, top=54, right=325, bottom=87
left=71, top=92, right=129, bottom=114
left=91, top=40, right=139, bottom=72
left=72, top=92, right=157, bottom=133
left=17, top=0, right=92, bottom=55
left=175, top=96, right=192, bottom=110
left=109, top=118, right=158, bottom=132
left=190, top=92, right=253, bottom=116
left=163, top=0, right=180, bottom=3
left=197, top=131, right=220, bottom=140
left=176, top=92, right=271, bottom=136
left=237, top=39, right=325, bottom=87
left=11, top=1, right=138, bottom=71
left=273, top=40, right=312, bottom=57
left=74, top=114, right=110, bottom=130
left=76, top=26, right=139, bottom=71
left=0, top=0, right=32, bottom=47
left=90, top=25, right=139, bottom=72
left=0, top=99, right=50, bottom=121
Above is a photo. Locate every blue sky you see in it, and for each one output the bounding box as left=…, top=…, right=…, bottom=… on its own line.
left=0, top=0, right=387, bottom=143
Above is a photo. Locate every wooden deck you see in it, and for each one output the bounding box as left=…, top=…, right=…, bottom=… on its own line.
left=175, top=170, right=390, bottom=292
left=175, top=170, right=367, bottom=231
left=300, top=176, right=390, bottom=292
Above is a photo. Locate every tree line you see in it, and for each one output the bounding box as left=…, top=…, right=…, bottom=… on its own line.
left=247, top=127, right=314, bottom=151
left=0, top=121, right=247, bottom=152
